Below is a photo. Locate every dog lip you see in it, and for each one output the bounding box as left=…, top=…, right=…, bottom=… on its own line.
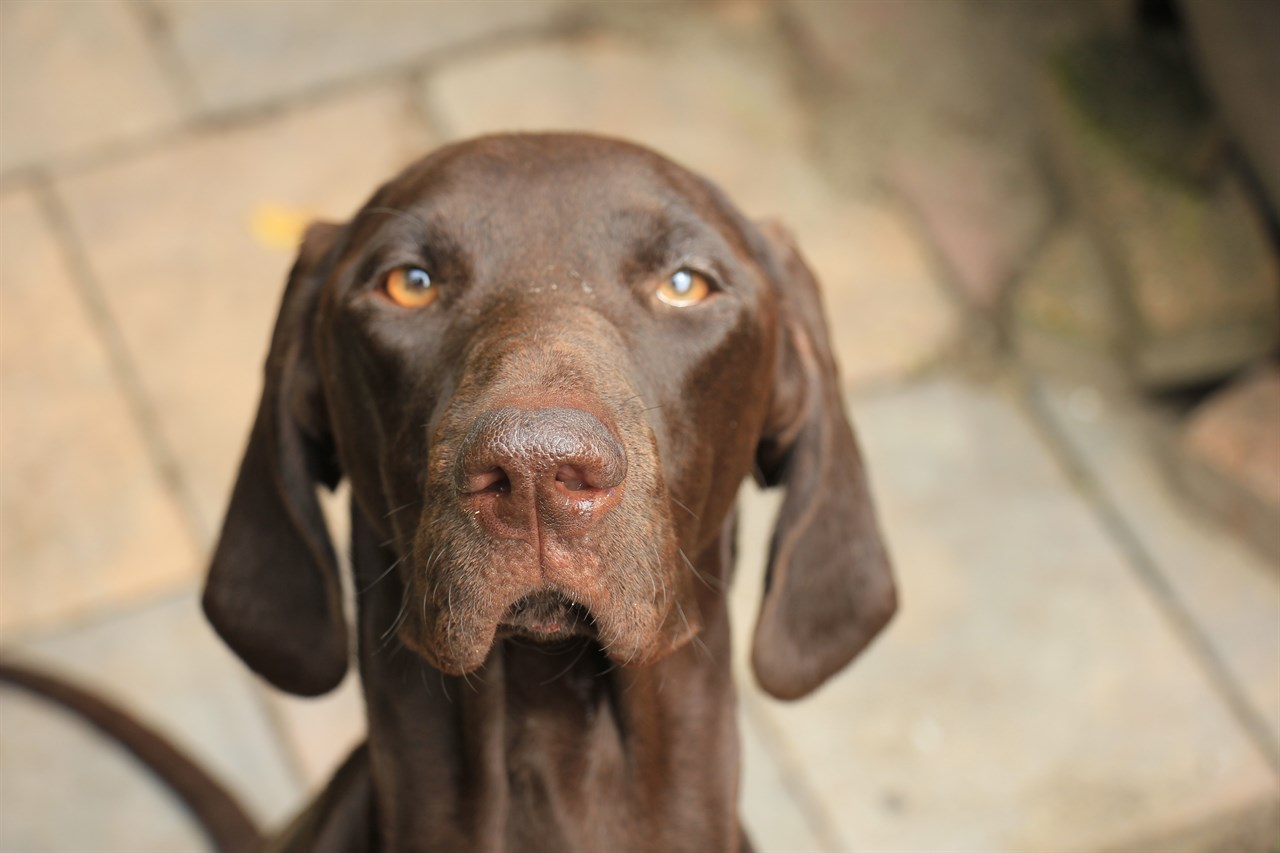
left=498, top=590, right=595, bottom=640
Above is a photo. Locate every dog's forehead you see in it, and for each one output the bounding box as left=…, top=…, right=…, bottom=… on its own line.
left=373, top=134, right=736, bottom=247
left=400, top=134, right=695, bottom=198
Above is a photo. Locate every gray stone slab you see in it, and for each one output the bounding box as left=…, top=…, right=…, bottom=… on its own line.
left=0, top=0, right=184, bottom=174
left=1043, top=39, right=1279, bottom=387
left=730, top=379, right=1278, bottom=851
left=266, top=670, right=365, bottom=792
left=740, top=694, right=830, bottom=853
left=1011, top=221, right=1127, bottom=392
left=157, top=0, right=569, bottom=112
left=1, top=591, right=302, bottom=849
left=0, top=688, right=209, bottom=852
left=788, top=0, right=1097, bottom=307
left=0, top=190, right=199, bottom=637
left=1035, top=377, right=1280, bottom=749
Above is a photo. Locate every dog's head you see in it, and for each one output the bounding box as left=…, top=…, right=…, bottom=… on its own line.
left=203, top=134, right=894, bottom=701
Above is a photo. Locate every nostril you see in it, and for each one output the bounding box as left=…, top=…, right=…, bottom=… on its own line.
left=555, top=465, right=588, bottom=492
left=464, top=468, right=510, bottom=495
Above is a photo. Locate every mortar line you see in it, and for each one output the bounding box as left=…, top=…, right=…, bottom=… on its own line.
left=128, top=0, right=205, bottom=113
left=405, top=66, right=456, bottom=143
left=32, top=178, right=212, bottom=550
left=0, top=9, right=578, bottom=190
left=1015, top=371, right=1280, bottom=780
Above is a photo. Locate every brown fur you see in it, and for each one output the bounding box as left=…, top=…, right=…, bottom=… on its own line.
left=203, top=133, right=895, bottom=852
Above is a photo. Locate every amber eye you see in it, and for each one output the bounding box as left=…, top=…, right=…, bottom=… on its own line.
left=656, top=269, right=711, bottom=307
left=383, top=266, right=437, bottom=308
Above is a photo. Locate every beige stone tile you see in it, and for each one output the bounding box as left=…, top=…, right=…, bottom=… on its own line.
left=426, top=30, right=958, bottom=387
left=0, top=0, right=183, bottom=173
left=157, top=0, right=569, bottom=112
left=1036, top=377, right=1280, bottom=747
left=267, top=670, right=366, bottom=792
left=731, top=380, right=1278, bottom=851
left=0, top=687, right=209, bottom=852
left=2, top=591, right=302, bottom=848
left=0, top=191, right=198, bottom=636
left=740, top=696, right=831, bottom=852
left=56, top=86, right=434, bottom=539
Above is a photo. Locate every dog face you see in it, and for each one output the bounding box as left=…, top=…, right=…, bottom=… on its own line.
left=204, top=133, right=895, bottom=699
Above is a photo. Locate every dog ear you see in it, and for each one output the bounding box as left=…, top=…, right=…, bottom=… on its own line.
left=751, top=221, right=897, bottom=701
left=203, top=221, right=348, bottom=697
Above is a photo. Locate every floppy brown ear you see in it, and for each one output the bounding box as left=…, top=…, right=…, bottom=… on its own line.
left=203, top=221, right=348, bottom=697
left=751, top=221, right=897, bottom=701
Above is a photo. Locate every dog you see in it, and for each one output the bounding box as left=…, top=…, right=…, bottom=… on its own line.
left=4, top=132, right=895, bottom=853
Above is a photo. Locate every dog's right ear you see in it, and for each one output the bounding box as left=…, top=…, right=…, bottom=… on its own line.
left=203, top=221, right=348, bottom=697
left=750, top=220, right=897, bottom=701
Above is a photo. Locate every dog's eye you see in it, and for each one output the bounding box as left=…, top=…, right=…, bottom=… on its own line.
left=656, top=269, right=711, bottom=307
left=383, top=266, right=437, bottom=308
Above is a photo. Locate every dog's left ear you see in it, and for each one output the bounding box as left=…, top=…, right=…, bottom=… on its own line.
left=203, top=221, right=349, bottom=697
left=750, top=220, right=897, bottom=701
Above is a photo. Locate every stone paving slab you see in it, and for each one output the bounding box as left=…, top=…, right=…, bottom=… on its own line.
left=730, top=379, right=1278, bottom=851
left=1043, top=39, right=1279, bottom=387
left=0, top=0, right=185, bottom=175
left=0, top=688, right=209, bottom=852
left=0, top=591, right=303, bottom=849
left=266, top=671, right=366, bottom=792
left=0, top=190, right=199, bottom=637
left=1011, top=221, right=1126, bottom=390
left=1034, top=377, right=1280, bottom=749
left=425, top=24, right=958, bottom=389
left=787, top=0, right=1098, bottom=307
left=739, top=697, right=829, bottom=852
left=54, top=85, right=434, bottom=540
left=155, top=0, right=570, bottom=113
left=1177, top=366, right=1280, bottom=564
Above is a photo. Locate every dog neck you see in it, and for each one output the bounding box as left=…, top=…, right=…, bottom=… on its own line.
left=350, top=507, right=745, bottom=852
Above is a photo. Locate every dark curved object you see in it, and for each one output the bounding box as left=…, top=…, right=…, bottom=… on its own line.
left=0, top=659, right=263, bottom=853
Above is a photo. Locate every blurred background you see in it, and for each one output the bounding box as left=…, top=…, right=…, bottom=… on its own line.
left=1, top=0, right=1277, bottom=850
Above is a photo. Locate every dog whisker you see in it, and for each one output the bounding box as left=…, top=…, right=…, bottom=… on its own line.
left=383, top=501, right=416, bottom=520
left=669, top=495, right=699, bottom=520
left=359, top=552, right=407, bottom=595
left=678, top=547, right=722, bottom=592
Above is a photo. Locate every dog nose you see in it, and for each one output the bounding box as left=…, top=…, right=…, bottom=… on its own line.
left=456, top=407, right=626, bottom=537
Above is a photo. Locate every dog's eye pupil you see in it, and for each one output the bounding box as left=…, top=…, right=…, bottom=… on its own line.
left=384, top=266, right=437, bottom=308
left=656, top=268, right=711, bottom=308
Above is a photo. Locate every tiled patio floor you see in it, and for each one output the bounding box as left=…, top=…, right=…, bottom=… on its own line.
left=2, top=2, right=1276, bottom=851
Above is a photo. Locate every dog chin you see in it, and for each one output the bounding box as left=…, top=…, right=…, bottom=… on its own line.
left=397, top=586, right=695, bottom=675
left=495, top=590, right=597, bottom=643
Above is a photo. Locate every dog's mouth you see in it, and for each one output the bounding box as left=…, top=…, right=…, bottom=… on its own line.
left=496, top=590, right=596, bottom=643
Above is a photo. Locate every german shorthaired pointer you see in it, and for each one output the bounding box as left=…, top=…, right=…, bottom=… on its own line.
left=3, top=132, right=895, bottom=853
